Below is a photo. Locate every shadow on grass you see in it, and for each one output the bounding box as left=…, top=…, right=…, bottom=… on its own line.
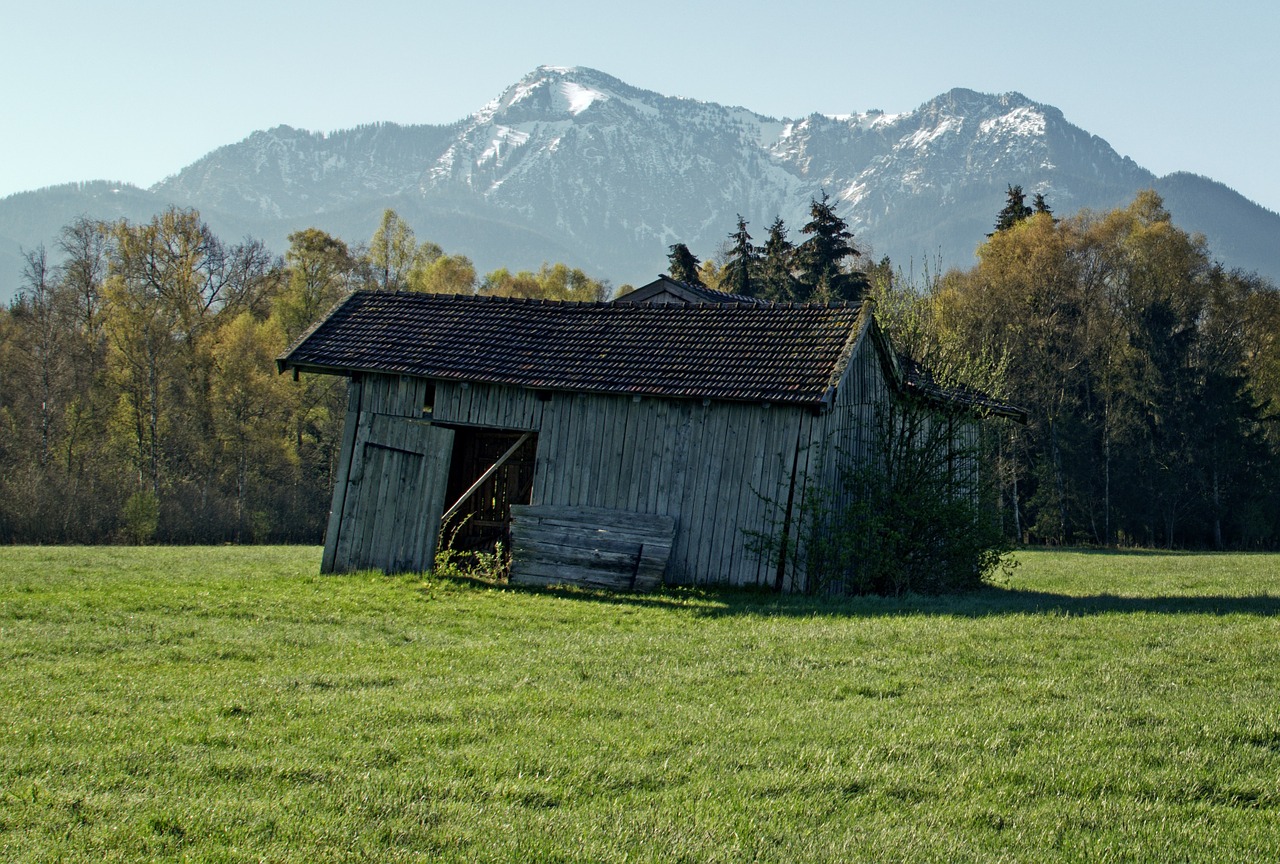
left=866, top=588, right=1280, bottom=619
left=426, top=544, right=1280, bottom=619
left=487, top=578, right=1280, bottom=620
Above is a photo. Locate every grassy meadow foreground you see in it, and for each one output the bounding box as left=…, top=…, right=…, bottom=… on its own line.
left=1, top=547, right=1278, bottom=862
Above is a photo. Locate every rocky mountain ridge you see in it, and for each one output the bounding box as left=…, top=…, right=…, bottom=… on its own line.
left=3, top=65, right=1277, bottom=302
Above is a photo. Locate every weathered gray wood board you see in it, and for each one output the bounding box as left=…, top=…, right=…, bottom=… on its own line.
left=509, top=505, right=676, bottom=592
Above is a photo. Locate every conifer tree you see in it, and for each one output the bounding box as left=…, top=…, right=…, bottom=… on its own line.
left=992, top=184, right=1034, bottom=234
left=721, top=215, right=759, bottom=296
left=758, top=217, right=798, bottom=302
left=796, top=192, right=864, bottom=302
left=666, top=243, right=704, bottom=286
left=1032, top=192, right=1053, bottom=217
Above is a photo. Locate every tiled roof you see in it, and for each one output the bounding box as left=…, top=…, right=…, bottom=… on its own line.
left=278, top=291, right=866, bottom=406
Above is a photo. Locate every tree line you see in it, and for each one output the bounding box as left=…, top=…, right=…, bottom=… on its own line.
left=664, top=192, right=874, bottom=303
left=892, top=188, right=1280, bottom=548
left=664, top=185, right=1280, bottom=549
left=4, top=190, right=1278, bottom=550
left=0, top=208, right=610, bottom=544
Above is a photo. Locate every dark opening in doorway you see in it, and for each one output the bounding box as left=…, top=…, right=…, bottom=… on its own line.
left=441, top=428, right=537, bottom=554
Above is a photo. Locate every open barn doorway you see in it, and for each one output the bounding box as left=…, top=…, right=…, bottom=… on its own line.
left=439, top=428, right=538, bottom=558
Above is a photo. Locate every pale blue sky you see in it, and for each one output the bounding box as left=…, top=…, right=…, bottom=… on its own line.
left=3, top=0, right=1278, bottom=212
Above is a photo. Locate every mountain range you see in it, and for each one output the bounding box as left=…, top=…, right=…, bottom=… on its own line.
left=3, top=65, right=1278, bottom=304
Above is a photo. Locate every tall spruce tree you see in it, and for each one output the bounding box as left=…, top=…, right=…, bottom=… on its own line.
left=667, top=243, right=704, bottom=286
left=992, top=184, right=1034, bottom=234
left=796, top=192, right=865, bottom=302
left=758, top=217, right=798, bottom=302
left=721, top=215, right=759, bottom=296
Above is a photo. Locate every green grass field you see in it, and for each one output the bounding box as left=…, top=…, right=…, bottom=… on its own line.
left=1, top=546, right=1278, bottom=862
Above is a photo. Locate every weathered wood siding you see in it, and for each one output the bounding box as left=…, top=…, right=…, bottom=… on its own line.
left=544, top=395, right=815, bottom=587
left=781, top=328, right=894, bottom=592
left=509, top=505, right=675, bottom=591
left=323, top=374, right=453, bottom=573
left=432, top=380, right=544, bottom=431
left=823, top=323, right=893, bottom=471
left=425, top=379, right=812, bottom=587
left=324, top=337, right=906, bottom=590
left=784, top=333, right=989, bottom=593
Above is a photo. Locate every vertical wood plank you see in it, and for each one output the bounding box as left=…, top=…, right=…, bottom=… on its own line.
left=334, top=388, right=377, bottom=572
left=531, top=400, right=555, bottom=506
left=594, top=396, right=615, bottom=508
left=700, top=404, right=726, bottom=583
left=616, top=399, right=640, bottom=512
left=571, top=395, right=594, bottom=508
left=741, top=408, right=775, bottom=586
left=789, top=411, right=819, bottom=594
left=637, top=399, right=659, bottom=514
left=664, top=402, right=694, bottom=583
left=771, top=413, right=804, bottom=594
left=696, top=404, right=737, bottom=581
left=551, top=396, right=570, bottom=506
left=726, top=402, right=762, bottom=585
left=685, top=402, right=716, bottom=584
left=654, top=399, right=684, bottom=518
left=415, top=424, right=455, bottom=571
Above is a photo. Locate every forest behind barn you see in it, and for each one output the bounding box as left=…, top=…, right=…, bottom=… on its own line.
left=1, top=193, right=1278, bottom=551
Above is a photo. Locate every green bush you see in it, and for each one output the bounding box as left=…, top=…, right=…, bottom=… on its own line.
left=753, top=402, right=1016, bottom=596
left=802, top=464, right=1014, bottom=595
left=121, top=490, right=160, bottom=545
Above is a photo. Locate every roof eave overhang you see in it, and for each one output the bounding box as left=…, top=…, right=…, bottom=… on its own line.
left=904, top=384, right=1030, bottom=425
left=274, top=358, right=826, bottom=409
left=818, top=301, right=877, bottom=400
left=274, top=291, right=361, bottom=375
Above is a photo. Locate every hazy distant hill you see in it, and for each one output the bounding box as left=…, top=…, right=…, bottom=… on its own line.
left=3, top=66, right=1278, bottom=303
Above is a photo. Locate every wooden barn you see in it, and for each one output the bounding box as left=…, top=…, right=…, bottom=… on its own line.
left=277, top=290, right=1019, bottom=592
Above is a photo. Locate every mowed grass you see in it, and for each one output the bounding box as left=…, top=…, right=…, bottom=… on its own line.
left=1, top=547, right=1278, bottom=862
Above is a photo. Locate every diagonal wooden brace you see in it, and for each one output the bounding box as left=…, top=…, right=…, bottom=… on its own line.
left=440, top=432, right=533, bottom=523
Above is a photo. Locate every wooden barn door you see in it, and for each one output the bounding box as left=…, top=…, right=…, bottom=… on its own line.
left=325, top=414, right=454, bottom=573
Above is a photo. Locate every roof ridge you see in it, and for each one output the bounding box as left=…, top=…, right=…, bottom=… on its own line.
left=366, top=289, right=864, bottom=313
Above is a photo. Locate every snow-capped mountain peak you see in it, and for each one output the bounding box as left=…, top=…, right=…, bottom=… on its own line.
left=7, top=66, right=1270, bottom=299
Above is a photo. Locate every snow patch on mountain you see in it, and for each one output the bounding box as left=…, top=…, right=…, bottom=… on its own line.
left=860, top=111, right=906, bottom=130
left=906, top=116, right=963, bottom=150
left=560, top=81, right=606, bottom=115
left=479, top=125, right=532, bottom=167
left=980, top=106, right=1046, bottom=139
